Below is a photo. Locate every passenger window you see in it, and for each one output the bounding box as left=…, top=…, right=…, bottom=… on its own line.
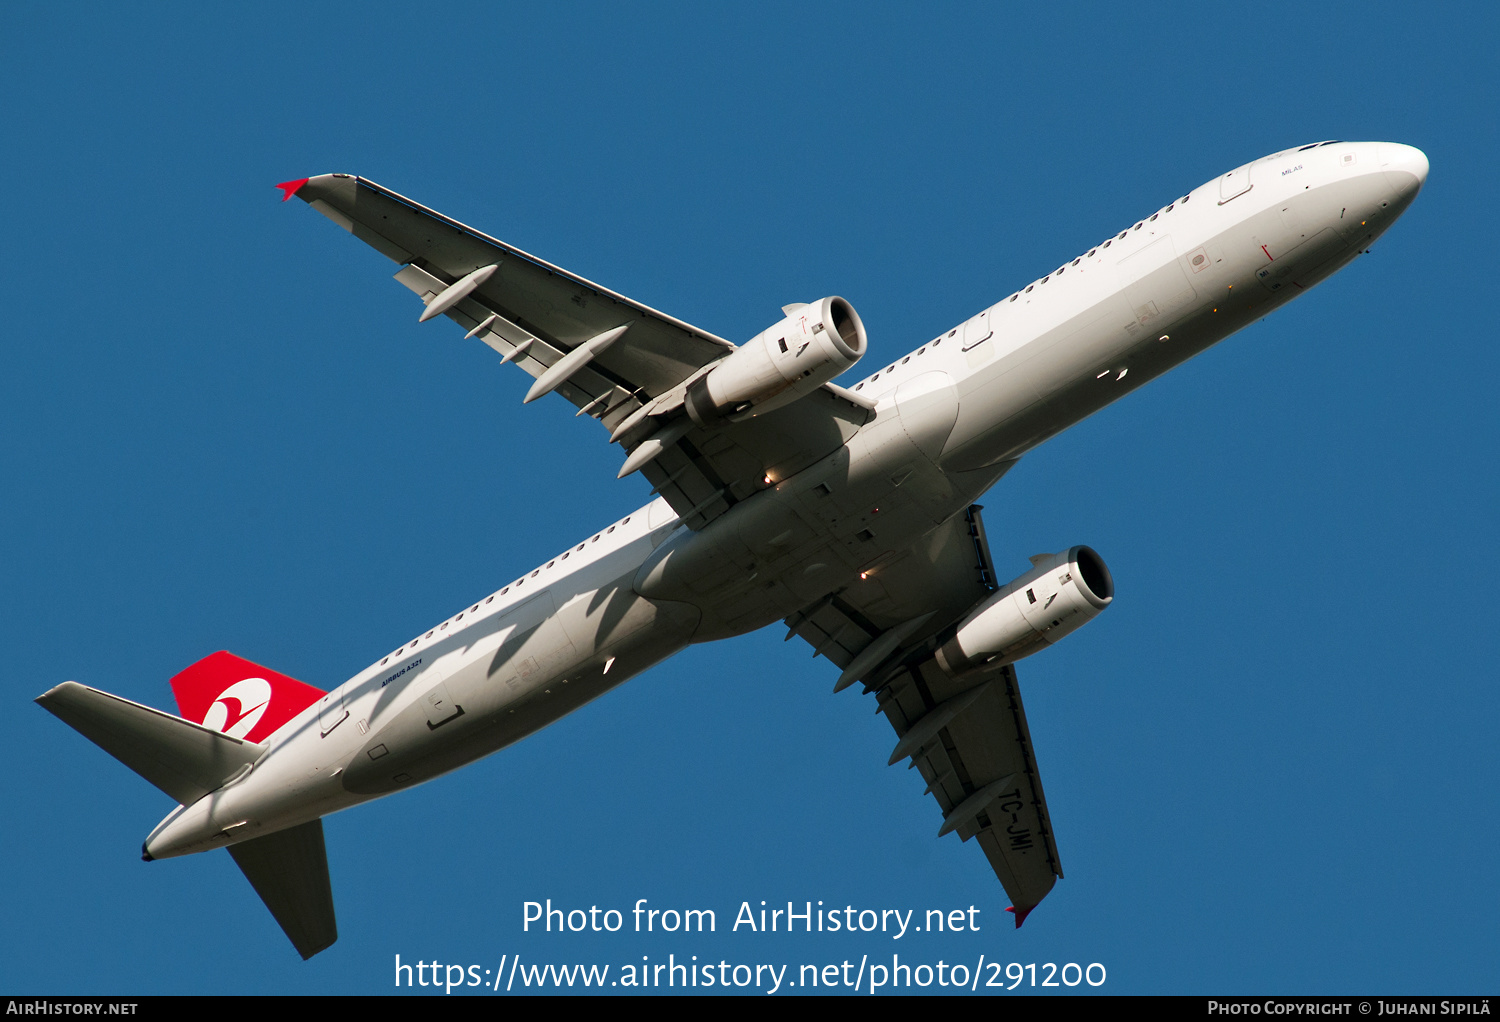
left=1149, top=213, right=1158, bottom=221
left=1088, top=249, right=1097, bottom=257
left=1072, top=258, right=1081, bottom=266
left=1025, top=285, right=1034, bottom=292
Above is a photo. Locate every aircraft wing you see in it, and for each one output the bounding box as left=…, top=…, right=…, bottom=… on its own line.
left=285, top=175, right=873, bottom=529
left=785, top=506, right=1064, bottom=922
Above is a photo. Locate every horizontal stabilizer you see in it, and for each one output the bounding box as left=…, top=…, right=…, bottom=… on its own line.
left=36, top=682, right=263, bottom=806
left=228, top=819, right=338, bottom=959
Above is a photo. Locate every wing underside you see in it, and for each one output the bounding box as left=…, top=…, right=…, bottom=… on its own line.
left=786, top=506, right=1063, bottom=920
left=291, top=174, right=872, bottom=529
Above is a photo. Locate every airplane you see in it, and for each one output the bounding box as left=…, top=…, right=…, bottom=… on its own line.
left=37, top=141, right=1428, bottom=960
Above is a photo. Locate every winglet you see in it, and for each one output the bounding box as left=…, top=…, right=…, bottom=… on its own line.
left=275, top=178, right=310, bottom=202
left=1005, top=905, right=1035, bottom=928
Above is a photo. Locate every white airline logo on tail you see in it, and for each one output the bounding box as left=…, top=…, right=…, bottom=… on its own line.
left=201, top=678, right=272, bottom=739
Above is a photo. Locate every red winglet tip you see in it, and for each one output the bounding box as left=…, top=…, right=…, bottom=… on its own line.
left=275, top=178, right=309, bottom=202
left=1006, top=905, right=1035, bottom=928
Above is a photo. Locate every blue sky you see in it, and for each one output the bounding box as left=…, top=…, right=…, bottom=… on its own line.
left=3, top=2, right=1496, bottom=996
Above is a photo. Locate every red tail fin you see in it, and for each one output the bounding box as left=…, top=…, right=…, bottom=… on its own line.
left=170, top=651, right=325, bottom=744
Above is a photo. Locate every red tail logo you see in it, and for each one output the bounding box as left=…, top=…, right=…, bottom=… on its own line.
left=170, top=651, right=325, bottom=744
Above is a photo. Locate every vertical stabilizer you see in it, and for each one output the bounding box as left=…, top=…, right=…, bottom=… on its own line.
left=170, top=651, right=325, bottom=744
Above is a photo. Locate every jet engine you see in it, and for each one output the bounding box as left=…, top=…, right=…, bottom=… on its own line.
left=935, top=546, right=1114, bottom=676
left=686, top=296, right=867, bottom=424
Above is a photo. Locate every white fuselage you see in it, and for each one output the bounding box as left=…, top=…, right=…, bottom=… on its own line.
left=146, top=141, right=1427, bottom=859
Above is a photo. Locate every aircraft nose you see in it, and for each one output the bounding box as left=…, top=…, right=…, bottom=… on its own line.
left=1379, top=143, right=1429, bottom=199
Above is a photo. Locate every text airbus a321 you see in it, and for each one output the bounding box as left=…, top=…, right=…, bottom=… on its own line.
left=39, top=141, right=1427, bottom=958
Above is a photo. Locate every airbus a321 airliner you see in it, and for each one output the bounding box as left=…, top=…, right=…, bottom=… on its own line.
left=39, top=141, right=1427, bottom=958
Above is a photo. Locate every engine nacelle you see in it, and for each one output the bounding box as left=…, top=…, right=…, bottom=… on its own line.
left=686, top=296, right=866, bottom=424
left=935, top=546, right=1114, bottom=675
